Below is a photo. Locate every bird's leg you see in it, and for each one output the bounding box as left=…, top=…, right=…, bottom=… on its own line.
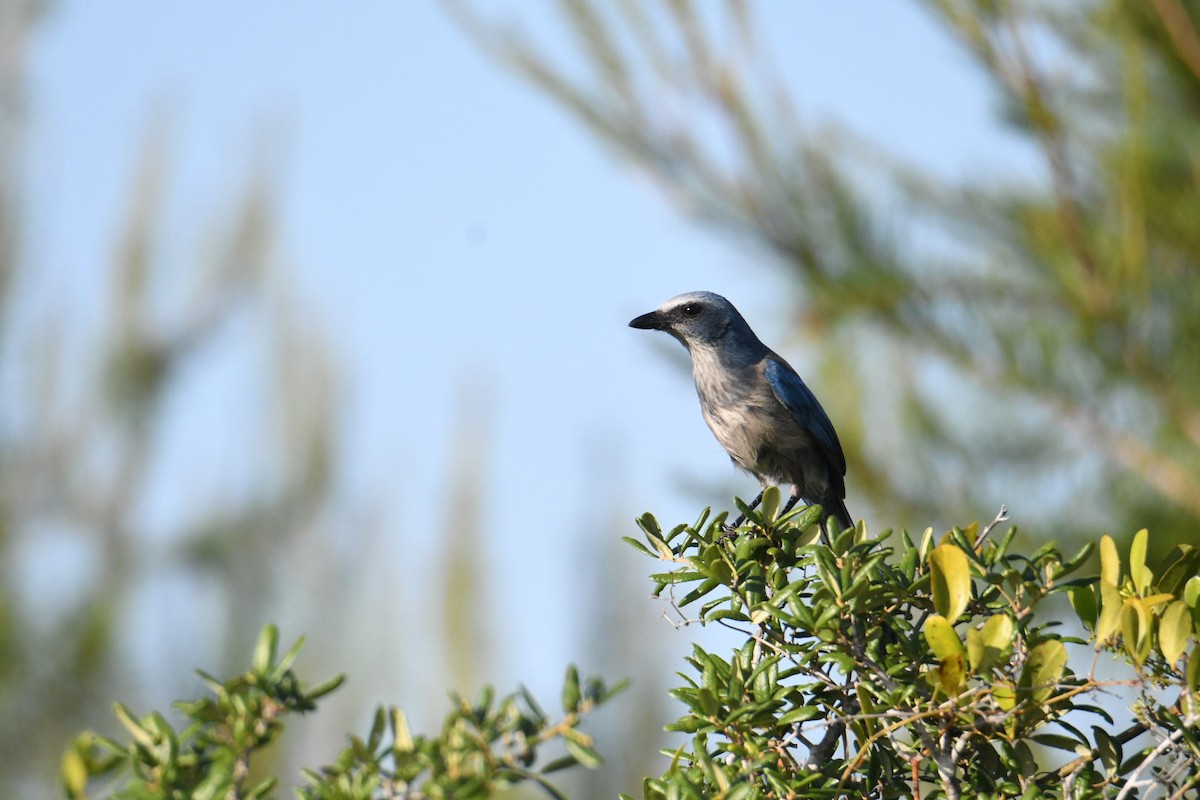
left=818, top=504, right=843, bottom=546
left=779, top=486, right=802, bottom=518
left=723, top=489, right=765, bottom=536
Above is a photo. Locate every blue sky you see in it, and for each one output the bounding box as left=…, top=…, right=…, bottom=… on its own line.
left=21, top=0, right=1039, bottom=731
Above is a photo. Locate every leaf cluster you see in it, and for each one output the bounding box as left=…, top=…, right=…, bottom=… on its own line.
left=60, top=626, right=623, bottom=800
left=624, top=488, right=1200, bottom=799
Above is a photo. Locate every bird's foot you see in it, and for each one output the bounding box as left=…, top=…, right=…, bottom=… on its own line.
left=716, top=525, right=740, bottom=545
left=717, top=515, right=747, bottom=544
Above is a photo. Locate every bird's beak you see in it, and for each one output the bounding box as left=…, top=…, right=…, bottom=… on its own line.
left=629, top=310, right=666, bottom=330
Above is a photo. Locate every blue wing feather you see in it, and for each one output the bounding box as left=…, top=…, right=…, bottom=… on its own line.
left=763, top=357, right=847, bottom=476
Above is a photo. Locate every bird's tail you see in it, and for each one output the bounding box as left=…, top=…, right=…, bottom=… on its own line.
left=823, top=498, right=854, bottom=536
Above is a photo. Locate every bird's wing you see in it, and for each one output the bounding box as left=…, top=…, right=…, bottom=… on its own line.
left=763, top=357, right=847, bottom=476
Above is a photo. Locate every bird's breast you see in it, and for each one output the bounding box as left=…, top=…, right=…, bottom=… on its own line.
left=691, top=357, right=827, bottom=491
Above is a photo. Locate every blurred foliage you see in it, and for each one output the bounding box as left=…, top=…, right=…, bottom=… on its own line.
left=449, top=0, right=1200, bottom=551
left=1, top=3, right=668, bottom=798
left=62, top=625, right=623, bottom=800
left=0, top=3, right=337, bottom=792
left=622, top=491, right=1200, bottom=798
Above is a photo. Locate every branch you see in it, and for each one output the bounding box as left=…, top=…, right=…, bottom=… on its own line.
left=1115, top=724, right=1190, bottom=800
left=1151, top=0, right=1200, bottom=83
left=975, top=505, right=1009, bottom=549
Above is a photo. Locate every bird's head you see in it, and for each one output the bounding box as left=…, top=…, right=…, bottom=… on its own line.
left=628, top=291, right=754, bottom=351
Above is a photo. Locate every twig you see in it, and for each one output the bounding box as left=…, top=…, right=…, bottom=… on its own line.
left=975, top=504, right=1009, bottom=549
left=802, top=719, right=846, bottom=771
left=1115, top=725, right=1189, bottom=800
left=1151, top=0, right=1200, bottom=83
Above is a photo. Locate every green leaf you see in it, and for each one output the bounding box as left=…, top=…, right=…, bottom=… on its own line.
left=1092, top=726, right=1122, bottom=776
left=759, top=485, right=781, bottom=523
left=112, top=704, right=157, bottom=753
left=622, top=535, right=654, bottom=556
left=832, top=524, right=857, bottom=555
left=637, top=512, right=661, bottom=537
left=929, top=543, right=971, bottom=622
left=1031, top=733, right=1087, bottom=754
left=645, top=532, right=673, bottom=559
left=540, top=754, right=580, bottom=774
left=649, top=570, right=705, bottom=585
left=1069, top=584, right=1098, bottom=630
left=1058, top=541, right=1096, bottom=579
left=1099, top=534, right=1120, bottom=587
left=679, top=577, right=723, bottom=607
left=366, top=706, right=386, bottom=751
left=596, top=677, right=630, bottom=705
left=1129, top=529, right=1150, bottom=594
left=812, top=548, right=842, bottom=600
left=247, top=778, right=277, bottom=800
left=777, top=706, right=822, bottom=725
left=1158, top=546, right=1200, bottom=596
left=1188, top=644, right=1200, bottom=695
left=562, top=665, right=581, bottom=713
left=563, top=736, right=603, bottom=768
left=1160, top=600, right=1192, bottom=666
left=306, top=673, right=345, bottom=701
left=252, top=624, right=279, bottom=674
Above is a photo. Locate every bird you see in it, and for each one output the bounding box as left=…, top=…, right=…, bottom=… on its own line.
left=629, top=291, right=853, bottom=535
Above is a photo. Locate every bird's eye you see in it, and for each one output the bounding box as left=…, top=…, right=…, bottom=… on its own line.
left=682, top=304, right=702, bottom=317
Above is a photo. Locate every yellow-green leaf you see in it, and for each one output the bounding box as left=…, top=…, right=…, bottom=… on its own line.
left=966, top=627, right=984, bottom=673
left=993, top=680, right=1017, bottom=711
left=930, top=543, right=971, bottom=622
left=919, top=527, right=935, bottom=562
left=1020, top=640, right=1068, bottom=705
left=985, top=615, right=1014, bottom=666
left=856, top=684, right=879, bottom=736
left=1141, top=593, right=1175, bottom=609
left=924, top=614, right=964, bottom=660
left=564, top=736, right=603, bottom=768
left=1095, top=581, right=1123, bottom=645
left=1185, top=576, right=1200, bottom=610
left=936, top=653, right=965, bottom=696
left=1100, top=534, right=1120, bottom=587
left=924, top=615, right=966, bottom=697
left=60, top=745, right=88, bottom=800
left=1160, top=600, right=1192, bottom=667
left=1121, top=598, right=1151, bottom=665
left=1130, top=529, right=1150, bottom=594
left=967, top=614, right=1012, bottom=673
left=982, top=613, right=1015, bottom=650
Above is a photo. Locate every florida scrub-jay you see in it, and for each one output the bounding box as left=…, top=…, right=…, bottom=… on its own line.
left=629, top=291, right=853, bottom=533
